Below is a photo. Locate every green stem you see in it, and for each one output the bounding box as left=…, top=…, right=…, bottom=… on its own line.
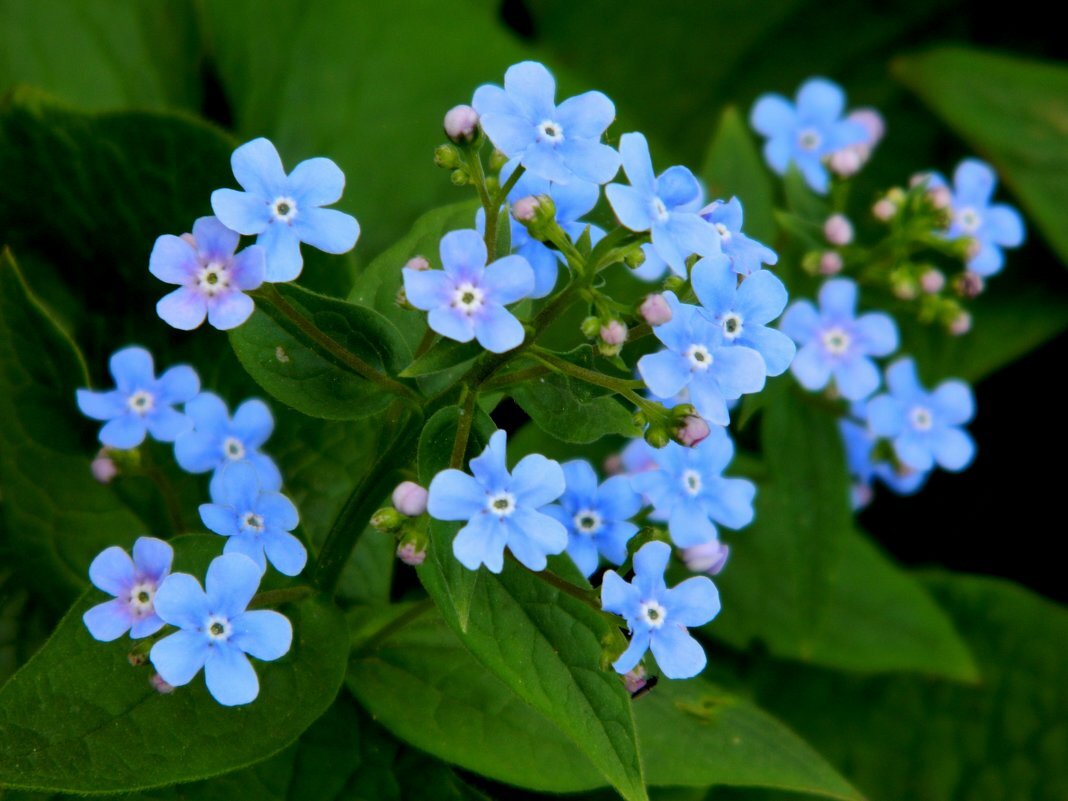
left=449, top=387, right=477, bottom=468
left=413, top=328, right=437, bottom=359
left=506, top=554, right=617, bottom=622
left=493, top=164, right=524, bottom=206
left=255, top=284, right=419, bottom=403
left=531, top=347, right=646, bottom=393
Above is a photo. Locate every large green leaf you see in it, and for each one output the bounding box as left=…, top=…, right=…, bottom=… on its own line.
left=700, top=106, right=775, bottom=244
left=0, top=535, right=349, bottom=794
left=0, top=251, right=144, bottom=601
left=895, top=46, right=1068, bottom=268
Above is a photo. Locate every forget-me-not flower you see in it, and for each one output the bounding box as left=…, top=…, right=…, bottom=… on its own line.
left=403, top=229, right=534, bottom=353
left=865, top=358, right=976, bottom=473
left=199, top=462, right=305, bottom=576
left=840, top=414, right=927, bottom=509
left=543, top=460, right=642, bottom=577
left=638, top=292, right=765, bottom=425
left=150, top=553, right=292, bottom=707
left=472, top=61, right=620, bottom=185
left=211, top=138, right=360, bottom=282
left=750, top=78, right=867, bottom=193
left=928, top=159, right=1025, bottom=276
left=150, top=216, right=266, bottom=331
left=77, top=347, right=199, bottom=450
left=83, top=537, right=174, bottom=641
left=607, top=133, right=719, bottom=276
left=700, top=199, right=778, bottom=276
left=427, top=430, right=566, bottom=573
left=602, top=541, right=720, bottom=679
left=691, top=256, right=795, bottom=377
left=630, top=430, right=755, bottom=547
left=780, top=278, right=898, bottom=400
left=174, top=392, right=282, bottom=491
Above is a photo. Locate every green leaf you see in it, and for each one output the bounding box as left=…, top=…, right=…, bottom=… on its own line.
left=700, top=106, right=775, bottom=244
left=894, top=46, right=1068, bottom=267
left=782, top=164, right=830, bottom=222
left=0, top=250, right=144, bottom=601
left=722, top=573, right=1068, bottom=801
left=229, top=283, right=412, bottom=420
left=400, top=338, right=483, bottom=378
left=0, top=535, right=349, bottom=794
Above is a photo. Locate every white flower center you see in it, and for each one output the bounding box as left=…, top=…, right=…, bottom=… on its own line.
left=714, top=222, right=732, bottom=242
left=486, top=491, right=516, bottom=518
left=957, top=207, right=982, bottom=233
left=451, top=282, right=485, bottom=315
left=127, top=390, right=155, bottom=416
left=685, top=343, right=713, bottom=371
left=128, top=581, right=157, bottom=616
left=205, top=615, right=232, bottom=642
left=537, top=119, right=565, bottom=144
left=241, top=511, right=265, bottom=532
left=821, top=327, right=852, bottom=356
left=682, top=469, right=702, bottom=496
left=573, top=508, right=603, bottom=535
left=196, top=261, right=231, bottom=297
left=721, top=312, right=743, bottom=341
left=639, top=600, right=668, bottom=629
left=651, top=197, right=670, bottom=223
left=909, top=405, right=934, bottom=431
left=223, top=436, right=246, bottom=461
left=798, top=128, right=822, bottom=151
left=272, top=196, right=298, bottom=223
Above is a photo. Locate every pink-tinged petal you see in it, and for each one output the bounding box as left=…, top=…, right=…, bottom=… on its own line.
left=83, top=599, right=133, bottom=641
left=192, top=216, right=240, bottom=260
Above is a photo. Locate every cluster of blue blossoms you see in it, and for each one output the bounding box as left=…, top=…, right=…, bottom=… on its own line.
left=75, top=62, right=1022, bottom=700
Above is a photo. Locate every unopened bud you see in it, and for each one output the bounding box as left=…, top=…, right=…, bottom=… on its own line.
left=892, top=278, right=919, bottom=301
left=849, top=108, right=885, bottom=145
left=600, top=320, right=627, bottom=346
left=682, top=540, right=731, bottom=575
left=929, top=185, right=952, bottom=211
left=151, top=673, right=175, bottom=694
left=450, top=169, right=470, bottom=187
left=823, top=214, right=854, bottom=246
left=512, top=195, right=541, bottom=223
left=964, top=238, right=982, bottom=261
left=872, top=198, right=897, bottom=222
left=443, top=104, right=479, bottom=143
left=639, top=294, right=672, bottom=326
left=180, top=232, right=198, bottom=248
left=603, top=454, right=624, bottom=476
left=488, top=148, right=508, bottom=171
left=949, top=310, right=972, bottom=336
left=392, top=481, right=428, bottom=517
left=644, top=426, right=671, bottom=449
left=828, top=147, right=863, bottom=177
left=128, top=651, right=148, bottom=667
left=920, top=268, right=945, bottom=294
left=580, top=316, right=602, bottom=339
left=404, top=255, right=430, bottom=272
left=91, top=448, right=119, bottom=484
left=955, top=270, right=985, bottom=299
left=434, top=143, right=462, bottom=170
left=819, top=251, right=844, bottom=276
left=675, top=415, right=710, bottom=448
left=371, top=507, right=405, bottom=534
left=624, top=247, right=646, bottom=269
left=396, top=541, right=427, bottom=566
left=623, top=665, right=648, bottom=695
left=395, top=286, right=414, bottom=310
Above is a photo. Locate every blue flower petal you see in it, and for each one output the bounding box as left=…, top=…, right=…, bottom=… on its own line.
left=601, top=569, right=640, bottom=617
left=510, top=454, right=565, bottom=508
left=984, top=205, right=1025, bottom=247
left=76, top=389, right=127, bottom=421
left=953, top=159, right=996, bottom=207
left=157, top=287, right=208, bottom=330
left=854, top=312, right=899, bottom=357
left=702, top=477, right=756, bottom=529
left=482, top=254, right=535, bottom=304
left=157, top=365, right=200, bottom=404
left=231, top=137, right=287, bottom=198
left=192, top=216, right=240, bottom=260
left=597, top=520, right=637, bottom=566
left=83, top=599, right=133, bottom=642
left=750, top=94, right=795, bottom=137
left=146, top=407, right=192, bottom=442
left=440, top=229, right=488, bottom=276
left=428, top=306, right=476, bottom=343
left=287, top=157, right=345, bottom=207
left=932, top=427, right=975, bottom=471
left=453, top=513, right=508, bottom=572
left=154, top=573, right=210, bottom=629
left=205, top=643, right=259, bottom=706
left=110, top=347, right=155, bottom=393
left=257, top=491, right=299, bottom=530
left=932, top=380, right=974, bottom=426
left=223, top=534, right=268, bottom=572
left=968, top=241, right=1004, bottom=276
left=650, top=625, right=706, bottom=679
left=657, top=166, right=702, bottom=209
left=668, top=501, right=717, bottom=547
left=201, top=503, right=240, bottom=537
left=790, top=342, right=833, bottom=391
left=517, top=239, right=559, bottom=299
left=262, top=531, right=307, bottom=576
left=245, top=452, right=283, bottom=492
left=233, top=399, right=274, bottom=449
left=130, top=614, right=166, bottom=639
left=865, top=395, right=905, bottom=438
left=427, top=469, right=486, bottom=520
left=150, top=629, right=210, bottom=687
left=403, top=268, right=451, bottom=311
left=230, top=245, right=267, bottom=290
left=566, top=533, right=600, bottom=578
left=884, top=358, right=921, bottom=398
left=617, top=132, right=656, bottom=193
left=470, top=429, right=509, bottom=491
left=638, top=349, right=691, bottom=399
left=132, top=537, right=173, bottom=581
left=561, top=459, right=598, bottom=504
left=473, top=303, right=525, bottom=353
left=779, top=299, right=820, bottom=342
left=664, top=576, right=721, bottom=627
left=176, top=435, right=222, bottom=475
left=205, top=554, right=262, bottom=618
left=796, top=78, right=846, bottom=125
left=735, top=269, right=789, bottom=324
left=710, top=345, right=766, bottom=397
left=149, top=234, right=198, bottom=284
left=633, top=541, right=672, bottom=592
left=231, top=609, right=293, bottom=661
left=558, top=138, right=620, bottom=185
left=687, top=377, right=731, bottom=426
left=691, top=255, right=735, bottom=315
left=207, top=291, right=256, bottom=330
left=597, top=474, right=642, bottom=520
left=612, top=628, right=651, bottom=675
left=554, top=90, right=615, bottom=139
left=503, top=61, right=556, bottom=120
left=895, top=432, right=936, bottom=473
left=606, top=183, right=654, bottom=232
left=521, top=142, right=573, bottom=184
left=294, top=207, right=360, bottom=254
left=100, top=415, right=148, bottom=449
left=743, top=326, right=795, bottom=377
left=479, top=111, right=536, bottom=157
left=257, top=222, right=304, bottom=282
left=211, top=188, right=272, bottom=236
left=833, top=355, right=881, bottom=401
left=509, top=507, right=568, bottom=557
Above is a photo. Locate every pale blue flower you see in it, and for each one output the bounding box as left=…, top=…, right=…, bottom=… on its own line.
left=840, top=413, right=927, bottom=509
left=83, top=537, right=173, bottom=641
left=427, top=430, right=567, bottom=573
left=698, top=198, right=778, bottom=276
left=602, top=541, right=720, bottom=679
left=76, top=347, right=199, bottom=450
left=150, top=553, right=292, bottom=706
left=473, top=61, right=620, bottom=185
left=211, top=138, right=360, bottom=282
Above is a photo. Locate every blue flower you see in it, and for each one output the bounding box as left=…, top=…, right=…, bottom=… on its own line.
left=606, top=133, right=719, bottom=275
left=699, top=198, right=778, bottom=276
left=840, top=414, right=927, bottom=509
left=930, top=159, right=1025, bottom=276
left=199, top=462, right=305, bottom=576
left=476, top=161, right=603, bottom=298
left=690, top=256, right=796, bottom=377
left=150, top=553, right=292, bottom=706
left=630, top=430, right=755, bottom=547
left=403, top=229, right=534, bottom=353
left=174, top=392, right=282, bottom=491
left=865, top=358, right=976, bottom=473
left=76, top=347, right=200, bottom=449
left=427, top=430, right=567, bottom=573
left=83, top=537, right=174, bottom=641
left=750, top=78, right=867, bottom=193
left=601, top=541, right=720, bottom=679
left=637, top=292, right=765, bottom=425
left=780, top=278, right=898, bottom=401
left=211, top=138, right=360, bottom=282
left=149, top=216, right=266, bottom=331
left=472, top=61, right=620, bottom=185
left=543, top=460, right=642, bottom=577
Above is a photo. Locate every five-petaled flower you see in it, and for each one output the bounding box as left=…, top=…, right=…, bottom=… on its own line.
left=543, top=459, right=642, bottom=578
left=865, top=358, right=976, bottom=473
left=630, top=430, right=755, bottom=547
left=427, top=430, right=567, bottom=573
left=472, top=61, right=620, bottom=185
left=840, top=412, right=927, bottom=509
left=77, top=346, right=200, bottom=450
left=211, top=138, right=361, bottom=283
left=780, top=278, right=898, bottom=401
left=150, top=216, right=266, bottom=331
left=403, top=229, right=535, bottom=353
left=150, top=553, right=292, bottom=707
left=602, top=541, right=720, bottom=679
left=700, top=199, right=778, bottom=277
left=200, top=462, right=306, bottom=576
left=83, top=538, right=174, bottom=641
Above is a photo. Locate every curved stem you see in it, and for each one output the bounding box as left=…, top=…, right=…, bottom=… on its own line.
left=449, top=386, right=477, bottom=469
left=530, top=347, right=646, bottom=392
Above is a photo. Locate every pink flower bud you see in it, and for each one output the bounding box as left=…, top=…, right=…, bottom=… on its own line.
left=929, top=185, right=952, bottom=210
left=682, top=540, right=731, bottom=575
left=956, top=270, right=985, bottom=299
left=828, top=147, right=862, bottom=177
left=823, top=214, right=854, bottom=246
left=443, top=104, right=480, bottom=142
left=405, top=255, right=430, bottom=272
left=512, top=195, right=541, bottom=223
left=872, top=198, right=897, bottom=221
left=600, top=320, right=627, bottom=346
left=151, top=673, right=175, bottom=694
left=965, top=238, right=982, bottom=261
left=623, top=665, right=648, bottom=695
left=180, top=233, right=198, bottom=248
left=392, top=480, right=428, bottom=517
left=396, top=541, right=427, bottom=566
left=91, top=448, right=118, bottom=484
left=602, top=454, right=624, bottom=476
left=676, top=415, right=710, bottom=447
left=920, top=269, right=945, bottom=294
left=849, top=108, right=885, bottom=145
left=819, top=251, right=844, bottom=276
left=949, top=311, right=972, bottom=336
left=639, top=293, right=672, bottom=326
